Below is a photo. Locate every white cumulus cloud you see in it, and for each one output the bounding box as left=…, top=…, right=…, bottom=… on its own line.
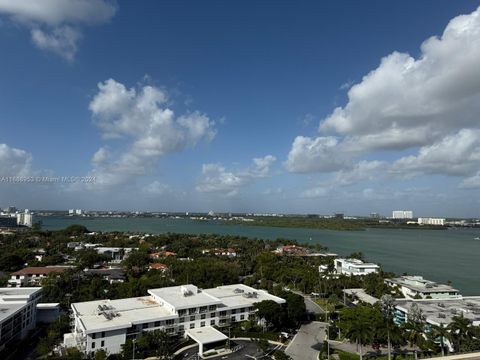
left=0, top=143, right=32, bottom=176
left=286, top=6, right=480, bottom=191
left=88, top=78, right=216, bottom=187
left=0, top=0, right=116, bottom=60
left=196, top=155, right=276, bottom=195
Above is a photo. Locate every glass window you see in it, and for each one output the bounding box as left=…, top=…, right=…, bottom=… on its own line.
left=190, top=315, right=195, bottom=321
left=178, top=317, right=185, bottom=323
left=201, top=314, right=206, bottom=319
left=92, top=342, right=95, bottom=349
left=92, top=333, right=96, bottom=339
left=101, top=340, right=105, bottom=347
left=190, top=323, right=195, bottom=329
left=154, top=321, right=160, bottom=327
left=201, top=321, right=205, bottom=327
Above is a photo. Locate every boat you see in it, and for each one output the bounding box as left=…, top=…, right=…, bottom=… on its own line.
left=474, top=237, right=480, bottom=240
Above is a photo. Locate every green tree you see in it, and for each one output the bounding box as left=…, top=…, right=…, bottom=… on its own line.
left=338, top=305, right=377, bottom=360
left=403, top=304, right=426, bottom=360
left=429, top=323, right=450, bottom=356
left=254, top=300, right=285, bottom=330
left=380, top=294, right=395, bottom=360
left=448, top=314, right=474, bottom=352
left=63, top=224, right=89, bottom=236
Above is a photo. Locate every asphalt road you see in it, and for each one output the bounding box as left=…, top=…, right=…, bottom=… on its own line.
left=285, top=322, right=327, bottom=360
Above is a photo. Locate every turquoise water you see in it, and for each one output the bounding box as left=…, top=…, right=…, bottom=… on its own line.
left=40, top=217, right=480, bottom=295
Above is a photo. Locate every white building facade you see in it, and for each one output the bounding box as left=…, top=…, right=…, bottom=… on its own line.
left=392, top=210, right=413, bottom=219
left=335, top=258, right=380, bottom=276
left=0, top=288, right=42, bottom=351
left=64, top=284, right=285, bottom=356
left=417, top=217, right=445, bottom=226
left=385, top=276, right=460, bottom=299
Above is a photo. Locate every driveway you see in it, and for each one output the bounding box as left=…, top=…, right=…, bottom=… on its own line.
left=285, top=322, right=327, bottom=360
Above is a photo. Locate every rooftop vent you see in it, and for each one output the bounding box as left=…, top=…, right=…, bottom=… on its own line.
left=438, top=313, right=446, bottom=318
left=234, top=288, right=244, bottom=294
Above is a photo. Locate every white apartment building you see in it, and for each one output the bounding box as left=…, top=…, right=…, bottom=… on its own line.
left=0, top=288, right=42, bottom=351
left=385, top=276, right=460, bottom=300
left=417, top=217, right=446, bottom=226
left=16, top=212, right=33, bottom=227
left=392, top=210, right=413, bottom=219
left=64, top=284, right=285, bottom=356
left=335, top=258, right=380, bottom=276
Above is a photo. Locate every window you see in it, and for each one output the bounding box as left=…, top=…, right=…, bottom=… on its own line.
left=166, top=319, right=174, bottom=326
left=178, top=317, right=185, bottom=323
left=92, top=333, right=96, bottom=339
left=201, top=314, right=206, bottom=319
left=101, top=341, right=105, bottom=347
left=190, top=323, right=195, bottom=329
left=209, top=305, right=216, bottom=311
left=210, top=312, right=216, bottom=318
left=219, top=311, right=226, bottom=316
left=92, top=342, right=95, bottom=349
left=199, top=306, right=207, bottom=313
left=189, top=308, right=197, bottom=315
left=240, top=315, right=245, bottom=320
left=200, top=321, right=205, bottom=327
left=231, top=309, right=237, bottom=314
left=231, top=316, right=236, bottom=323
left=154, top=321, right=160, bottom=327
left=178, top=309, right=187, bottom=316
left=101, top=332, right=105, bottom=338
left=142, top=323, right=148, bottom=329
left=210, top=319, right=215, bottom=325
left=190, top=315, right=195, bottom=321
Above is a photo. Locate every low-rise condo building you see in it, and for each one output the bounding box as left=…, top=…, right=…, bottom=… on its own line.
left=417, top=217, right=446, bottom=226
left=385, top=276, right=460, bottom=300
left=8, top=266, right=71, bottom=287
left=335, top=258, right=379, bottom=276
left=0, top=287, right=42, bottom=351
left=63, top=283, right=285, bottom=356
left=394, top=297, right=480, bottom=329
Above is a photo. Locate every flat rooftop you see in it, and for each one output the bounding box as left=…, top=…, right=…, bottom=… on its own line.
left=203, top=284, right=286, bottom=309
left=395, top=296, right=480, bottom=326
left=387, top=276, right=459, bottom=294
left=72, top=296, right=177, bottom=333
left=0, top=303, right=25, bottom=323
left=343, top=288, right=379, bottom=305
left=337, top=258, right=379, bottom=268
left=148, top=285, right=221, bottom=310
left=186, top=326, right=228, bottom=345
left=0, top=287, right=42, bottom=297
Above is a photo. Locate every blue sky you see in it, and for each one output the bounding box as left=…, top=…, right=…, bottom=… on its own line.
left=0, top=0, right=480, bottom=217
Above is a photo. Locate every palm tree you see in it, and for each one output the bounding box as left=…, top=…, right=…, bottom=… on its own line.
left=404, top=319, right=426, bottom=360
left=430, top=323, right=450, bottom=356
left=380, top=295, right=395, bottom=360
left=448, top=314, right=474, bottom=352
left=338, top=306, right=375, bottom=360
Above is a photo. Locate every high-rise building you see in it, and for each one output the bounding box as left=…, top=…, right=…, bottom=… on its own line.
left=16, top=211, right=33, bottom=227
left=392, top=210, right=413, bottom=219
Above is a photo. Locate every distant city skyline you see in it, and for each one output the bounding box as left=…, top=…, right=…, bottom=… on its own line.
left=1, top=1, right=480, bottom=217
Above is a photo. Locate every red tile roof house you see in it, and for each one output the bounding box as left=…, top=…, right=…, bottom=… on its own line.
left=8, top=266, right=71, bottom=287
left=148, top=263, right=169, bottom=272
